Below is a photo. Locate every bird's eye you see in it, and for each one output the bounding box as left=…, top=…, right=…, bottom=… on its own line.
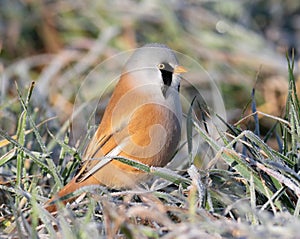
left=158, top=63, right=165, bottom=69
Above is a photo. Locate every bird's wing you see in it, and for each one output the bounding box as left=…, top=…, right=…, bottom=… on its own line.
left=76, top=114, right=151, bottom=182
left=75, top=123, right=131, bottom=182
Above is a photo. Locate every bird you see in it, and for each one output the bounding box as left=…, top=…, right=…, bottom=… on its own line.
left=44, top=43, right=186, bottom=212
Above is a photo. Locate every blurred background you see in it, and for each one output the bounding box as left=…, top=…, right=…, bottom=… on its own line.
left=0, top=0, right=299, bottom=150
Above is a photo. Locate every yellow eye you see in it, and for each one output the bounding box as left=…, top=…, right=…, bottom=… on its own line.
left=158, top=63, right=165, bottom=69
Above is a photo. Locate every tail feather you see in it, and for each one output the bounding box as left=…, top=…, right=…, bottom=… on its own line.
left=44, top=176, right=100, bottom=213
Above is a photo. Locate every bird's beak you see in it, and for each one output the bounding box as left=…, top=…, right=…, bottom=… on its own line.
left=174, top=65, right=187, bottom=74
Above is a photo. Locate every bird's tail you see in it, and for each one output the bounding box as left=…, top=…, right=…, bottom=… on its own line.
left=44, top=175, right=99, bottom=213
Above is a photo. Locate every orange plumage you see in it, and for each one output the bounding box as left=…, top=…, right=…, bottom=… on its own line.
left=44, top=43, right=186, bottom=212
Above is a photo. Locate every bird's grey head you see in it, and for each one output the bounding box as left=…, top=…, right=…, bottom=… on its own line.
left=124, top=43, right=183, bottom=98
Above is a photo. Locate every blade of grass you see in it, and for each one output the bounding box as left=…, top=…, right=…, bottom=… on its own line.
left=0, top=116, right=56, bottom=149
left=15, top=109, right=27, bottom=196
left=251, top=88, right=260, bottom=137
left=0, top=129, right=54, bottom=176
left=151, top=166, right=191, bottom=187
left=186, top=97, right=196, bottom=166
left=193, top=121, right=282, bottom=209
